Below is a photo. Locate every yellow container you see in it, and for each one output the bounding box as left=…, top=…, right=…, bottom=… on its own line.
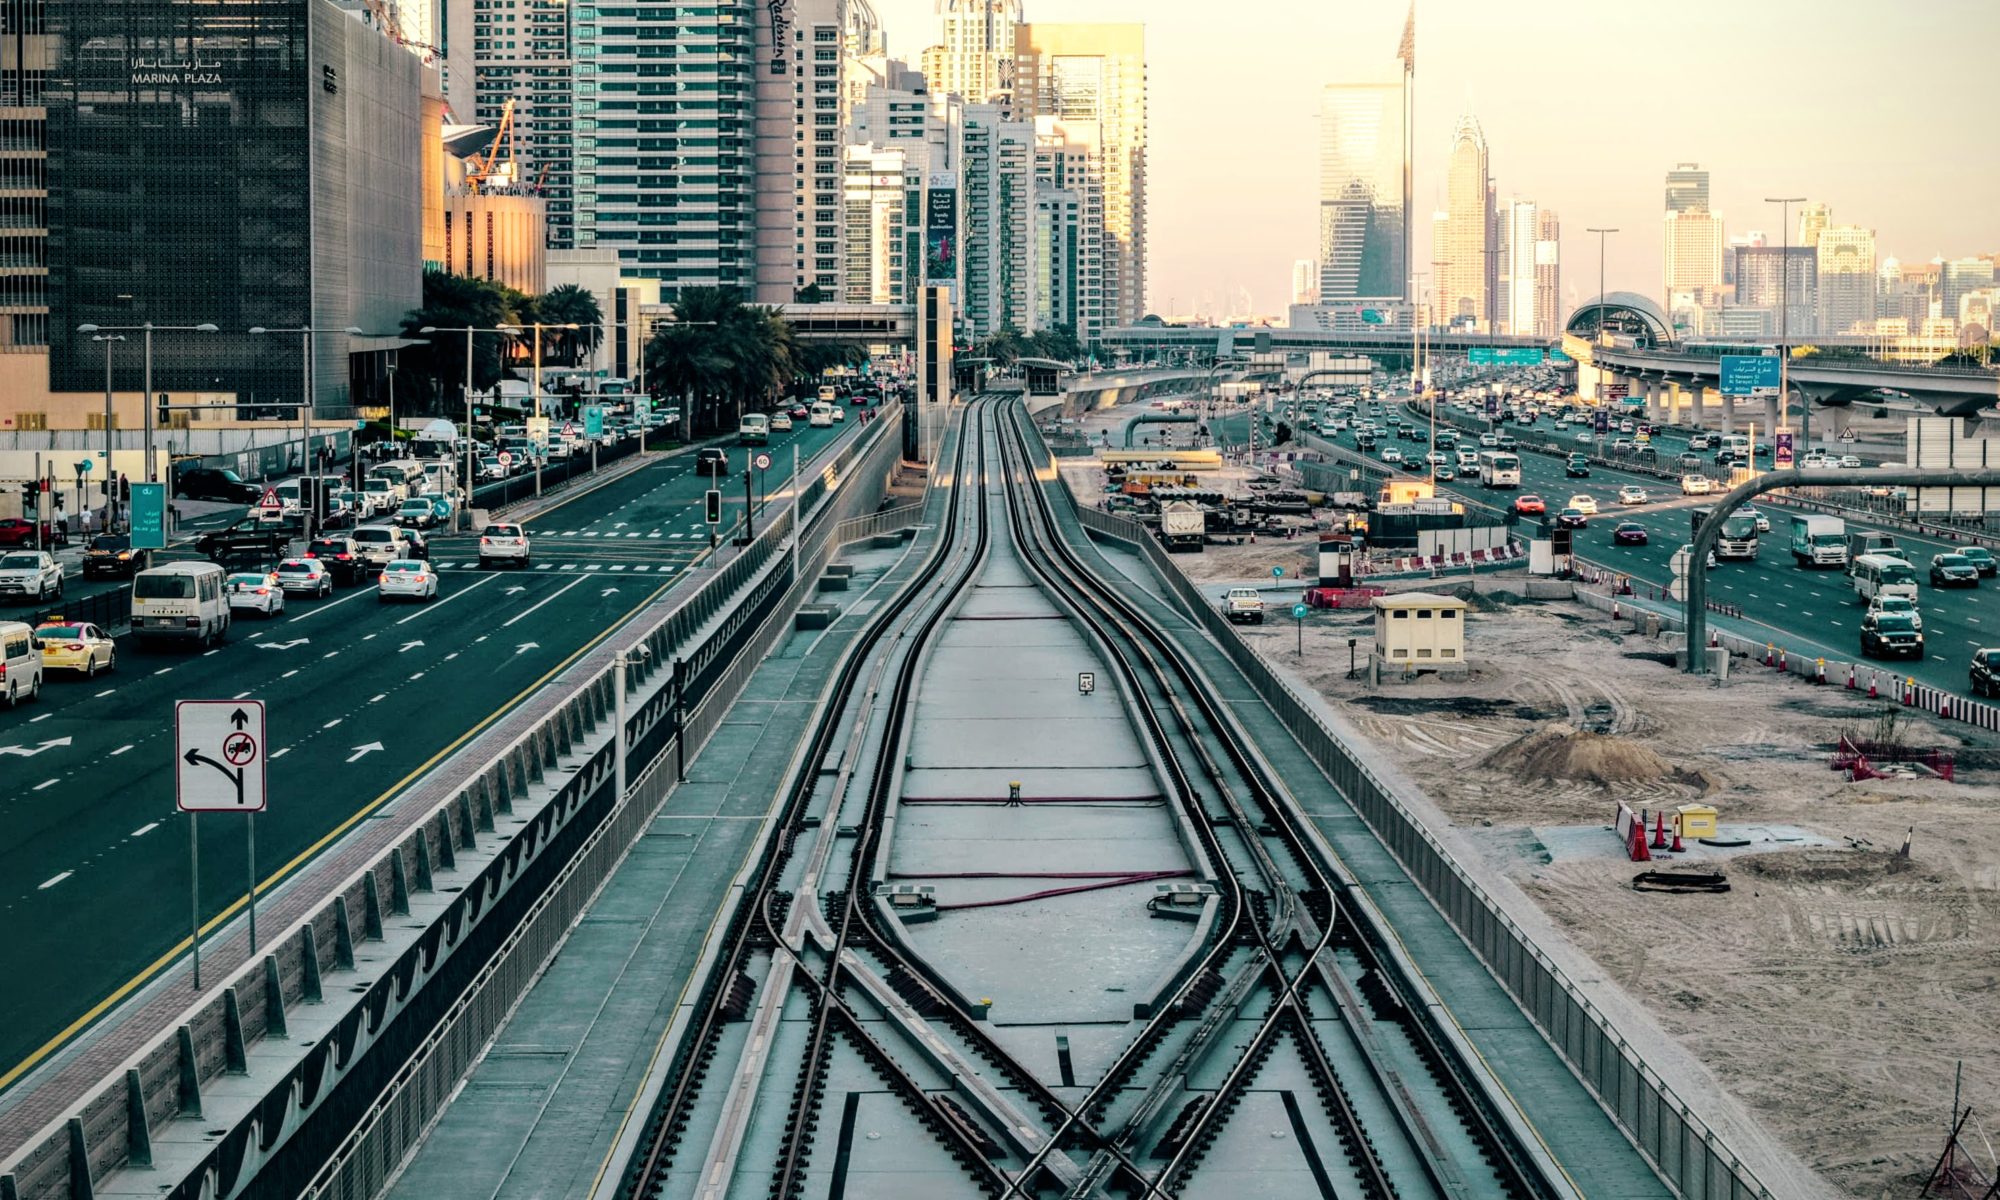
left=1674, top=804, right=1719, bottom=839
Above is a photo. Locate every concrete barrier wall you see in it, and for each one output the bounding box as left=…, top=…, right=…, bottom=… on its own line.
left=1026, top=421, right=1775, bottom=1200
left=0, top=409, right=906, bottom=1200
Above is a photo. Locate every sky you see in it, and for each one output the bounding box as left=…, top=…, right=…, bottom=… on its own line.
left=865, top=0, right=2000, bottom=320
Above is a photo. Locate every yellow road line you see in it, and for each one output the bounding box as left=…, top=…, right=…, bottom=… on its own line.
left=0, top=578, right=675, bottom=1095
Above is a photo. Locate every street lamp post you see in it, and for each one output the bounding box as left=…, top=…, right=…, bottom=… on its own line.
left=75, top=322, right=220, bottom=483
left=249, top=325, right=365, bottom=544
left=500, top=322, right=581, bottom=420
left=91, top=334, right=126, bottom=530
left=421, top=324, right=521, bottom=530
left=1585, top=227, right=1619, bottom=444
left=1766, top=196, right=1807, bottom=451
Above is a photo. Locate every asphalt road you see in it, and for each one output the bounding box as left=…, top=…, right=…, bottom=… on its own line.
left=0, top=416, right=855, bottom=1086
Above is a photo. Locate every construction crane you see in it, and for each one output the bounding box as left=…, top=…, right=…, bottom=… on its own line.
left=463, top=99, right=520, bottom=192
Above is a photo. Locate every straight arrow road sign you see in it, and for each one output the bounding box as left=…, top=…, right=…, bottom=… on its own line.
left=400, top=640, right=425, bottom=653
left=346, top=742, right=384, bottom=763
left=255, top=639, right=311, bottom=651
left=515, top=642, right=539, bottom=655
left=175, top=700, right=267, bottom=812
left=0, top=737, right=71, bottom=757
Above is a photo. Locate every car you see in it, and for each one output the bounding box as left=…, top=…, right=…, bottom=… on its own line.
left=1839, top=454, right=1863, bottom=468
left=1514, top=494, right=1546, bottom=516
left=351, top=524, right=414, bottom=568
left=1930, top=553, right=1980, bottom=588
left=1574, top=430, right=1595, bottom=444
left=0, top=550, right=61, bottom=602
left=81, top=534, right=147, bottom=579
left=362, top=477, right=405, bottom=514
left=377, top=559, right=439, bottom=602
left=1609, top=438, right=1635, bottom=454
left=305, top=536, right=366, bottom=585
left=1617, top=486, right=1650, bottom=506
left=1618, top=420, right=1636, bottom=434
left=173, top=467, right=260, bottom=504
left=33, top=621, right=114, bottom=677
left=1424, top=450, right=1448, bottom=466
left=770, top=412, right=794, bottom=432
left=1565, top=456, right=1590, bottom=478
left=789, top=404, right=811, bottom=420
left=1680, top=474, right=1714, bottom=496
left=1973, top=648, right=2000, bottom=697
left=1677, top=542, right=1719, bottom=570
left=478, top=523, right=531, bottom=568
left=1612, top=521, right=1649, bottom=546
left=1479, top=433, right=1499, bottom=447
left=402, top=527, right=431, bottom=561
left=225, top=570, right=287, bottom=616
left=1687, top=434, right=1713, bottom=451
left=1556, top=507, right=1589, bottom=529
left=396, top=496, right=441, bottom=529
left=697, top=447, right=730, bottom=476
left=477, top=455, right=509, bottom=481
left=1567, top=494, right=1598, bottom=515
left=1381, top=447, right=1405, bottom=465
left=1742, top=506, right=1771, bottom=533
left=0, top=518, right=65, bottom=548
left=828, top=404, right=846, bottom=423
left=1860, top=612, right=1924, bottom=659
left=1869, top=594, right=1923, bottom=630
left=1956, top=546, right=1997, bottom=577
left=272, top=557, right=332, bottom=598
left=1435, top=465, right=1456, bottom=481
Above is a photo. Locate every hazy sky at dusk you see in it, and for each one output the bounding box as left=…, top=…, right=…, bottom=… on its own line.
left=868, top=0, right=1999, bottom=319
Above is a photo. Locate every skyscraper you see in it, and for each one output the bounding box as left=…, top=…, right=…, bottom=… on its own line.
left=1291, top=259, right=1320, bottom=306
left=451, top=0, right=575, bottom=246
left=1724, top=231, right=1766, bottom=287
left=1940, top=257, right=1996, bottom=325
left=1664, top=163, right=1709, bottom=214
left=961, top=104, right=1038, bottom=337
left=1663, top=210, right=1725, bottom=301
left=1317, top=83, right=1407, bottom=304
left=1013, top=23, right=1147, bottom=332
left=921, top=0, right=1021, bottom=112
left=1814, top=224, right=1877, bottom=336
left=1495, top=198, right=1538, bottom=336
left=756, top=0, right=854, bottom=302
left=1798, top=202, right=1831, bottom=250
left=1437, top=113, right=1491, bottom=329
left=1735, top=246, right=1818, bottom=335
left=1533, top=208, right=1561, bottom=338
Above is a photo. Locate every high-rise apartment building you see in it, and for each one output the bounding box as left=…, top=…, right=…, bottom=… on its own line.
left=921, top=0, right=1019, bottom=111
left=1814, top=224, right=1877, bottom=336
left=1663, top=209, right=1725, bottom=300
left=960, top=104, right=1037, bottom=337
left=1798, top=202, right=1830, bottom=250
left=1316, top=82, right=1407, bottom=304
left=1735, top=246, right=1818, bottom=336
left=1940, top=257, right=1996, bottom=326
left=1533, top=208, right=1560, bottom=338
left=753, top=0, right=851, bottom=302
left=1032, top=121, right=1104, bottom=343
left=1724, top=231, right=1766, bottom=287
left=842, top=145, right=910, bottom=304
left=1436, top=113, right=1491, bottom=329
left=1495, top=198, right=1538, bottom=337
left=1291, top=259, right=1320, bottom=307
left=450, top=0, right=573, bottom=246
left=1013, top=23, right=1147, bottom=333
left=844, top=81, right=964, bottom=304
left=1664, top=162, right=1709, bottom=214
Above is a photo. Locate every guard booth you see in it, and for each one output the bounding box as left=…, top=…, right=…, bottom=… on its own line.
left=1019, top=357, right=1070, bottom=397
left=1370, top=591, right=1469, bottom=680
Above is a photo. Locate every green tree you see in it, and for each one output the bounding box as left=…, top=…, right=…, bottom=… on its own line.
left=401, top=269, right=522, bottom=415
left=1024, top=323, right=1082, bottom=364
left=644, top=287, right=805, bottom=436
left=794, top=282, right=829, bottom=304
left=538, top=283, right=605, bottom=366
left=976, top=326, right=1027, bottom=367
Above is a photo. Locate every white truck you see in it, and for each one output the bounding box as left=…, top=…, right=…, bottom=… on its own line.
left=1159, top=502, right=1206, bottom=553
left=1789, top=514, right=1848, bottom=568
left=1220, top=587, right=1265, bottom=625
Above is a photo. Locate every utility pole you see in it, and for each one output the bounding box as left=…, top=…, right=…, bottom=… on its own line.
left=1766, top=197, right=1806, bottom=449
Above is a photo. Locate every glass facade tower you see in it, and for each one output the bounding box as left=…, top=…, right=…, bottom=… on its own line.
left=1317, top=82, right=1405, bottom=303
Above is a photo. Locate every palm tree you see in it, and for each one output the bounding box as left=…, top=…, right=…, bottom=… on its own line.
left=402, top=269, right=520, bottom=414
left=539, top=283, right=604, bottom=366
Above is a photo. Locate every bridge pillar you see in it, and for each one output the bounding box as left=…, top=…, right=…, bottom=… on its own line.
left=1644, top=378, right=1666, bottom=424
left=1713, top=387, right=1733, bottom=436
left=1763, top=394, right=1781, bottom=437
left=1679, top=382, right=1703, bottom=429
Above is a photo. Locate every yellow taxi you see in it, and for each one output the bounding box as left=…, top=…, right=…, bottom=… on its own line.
left=35, top=620, right=116, bottom=678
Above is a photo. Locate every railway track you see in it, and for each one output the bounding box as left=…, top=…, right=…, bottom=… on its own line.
left=610, top=396, right=1574, bottom=1200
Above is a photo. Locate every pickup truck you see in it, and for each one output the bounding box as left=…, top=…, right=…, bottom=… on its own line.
left=0, top=550, right=61, bottom=602
left=1220, top=587, right=1265, bottom=625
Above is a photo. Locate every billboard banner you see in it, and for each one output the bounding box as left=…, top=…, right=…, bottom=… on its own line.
left=1720, top=354, right=1781, bottom=397
left=923, top=175, right=957, bottom=284
left=1774, top=430, right=1794, bottom=468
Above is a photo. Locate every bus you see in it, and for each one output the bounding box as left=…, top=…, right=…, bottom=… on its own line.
left=1851, top=553, right=1918, bottom=603
left=1476, top=450, right=1521, bottom=488
left=1691, top=506, right=1759, bottom=560
left=738, top=413, right=770, bottom=445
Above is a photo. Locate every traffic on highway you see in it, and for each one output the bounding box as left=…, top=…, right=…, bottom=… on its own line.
left=0, top=410, right=857, bottom=1079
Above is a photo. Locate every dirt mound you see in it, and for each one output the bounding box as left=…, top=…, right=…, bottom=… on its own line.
left=1480, top=723, right=1676, bottom=786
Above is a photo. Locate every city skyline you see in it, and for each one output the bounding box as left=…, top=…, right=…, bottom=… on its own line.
left=872, top=0, right=1998, bottom=319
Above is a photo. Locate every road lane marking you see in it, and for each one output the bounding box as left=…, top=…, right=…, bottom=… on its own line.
left=394, top=572, right=500, bottom=625
left=34, top=779, right=57, bottom=791
left=323, top=719, right=341, bottom=729
left=28, top=713, right=47, bottom=724
left=286, top=585, right=376, bottom=623
left=281, top=669, right=298, bottom=678
left=233, top=691, right=252, bottom=700
left=94, top=689, right=112, bottom=698
left=502, top=575, right=590, bottom=628
left=37, top=872, right=71, bottom=890
left=411, top=671, right=425, bottom=680
left=110, top=744, right=131, bottom=756
left=371, top=694, right=386, bottom=703
left=203, top=649, right=220, bottom=657
left=271, top=747, right=291, bottom=759
left=130, top=823, right=158, bottom=838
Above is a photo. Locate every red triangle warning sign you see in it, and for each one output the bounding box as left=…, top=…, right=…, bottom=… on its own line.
left=259, top=487, right=283, bottom=509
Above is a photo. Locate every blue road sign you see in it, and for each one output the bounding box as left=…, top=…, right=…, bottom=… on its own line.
left=1720, top=354, right=1782, bottom=396
left=1292, top=603, right=1309, bottom=619
left=583, top=405, right=605, bottom=438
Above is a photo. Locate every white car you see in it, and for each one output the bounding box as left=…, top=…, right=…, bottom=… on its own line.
left=0, top=551, right=61, bottom=602
left=1680, top=474, right=1714, bottom=496
left=478, top=523, right=531, bottom=568
left=351, top=525, right=414, bottom=568
left=1567, top=494, right=1598, bottom=515
left=1479, top=433, right=1500, bottom=447
left=1574, top=430, right=1594, bottom=443
left=1424, top=450, right=1448, bottom=466
left=274, top=558, right=334, bottom=598
left=1380, top=447, right=1404, bottom=465
left=361, top=478, right=403, bottom=514
left=377, top=559, right=440, bottom=602
left=1617, top=486, right=1650, bottom=506
left=1687, top=434, right=1713, bottom=450
left=829, top=403, right=846, bottom=422
left=225, top=570, right=287, bottom=616
left=1869, top=594, right=1923, bottom=630
left=1742, top=506, right=1771, bottom=533
left=770, top=412, right=794, bottom=432
left=1839, top=454, right=1863, bottom=468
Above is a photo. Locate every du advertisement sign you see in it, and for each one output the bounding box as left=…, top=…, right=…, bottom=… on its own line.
left=923, top=174, right=957, bottom=284
left=1720, top=354, right=1782, bottom=397
left=1774, top=430, right=1795, bottom=468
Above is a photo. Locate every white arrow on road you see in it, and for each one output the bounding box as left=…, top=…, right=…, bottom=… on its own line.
left=515, top=642, right=540, bottom=655
left=0, top=737, right=71, bottom=758
left=400, top=640, right=425, bottom=653
left=256, top=639, right=311, bottom=651
left=614, top=521, right=628, bottom=528
left=505, top=586, right=526, bottom=595
left=346, top=742, right=385, bottom=763
left=601, top=587, right=620, bottom=597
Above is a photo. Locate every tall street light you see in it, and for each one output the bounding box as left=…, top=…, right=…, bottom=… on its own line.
left=91, top=333, right=126, bottom=530
left=1585, top=228, right=1618, bottom=427
left=75, top=322, right=220, bottom=483
left=420, top=324, right=520, bottom=530
left=1766, top=196, right=1807, bottom=451
left=249, top=325, right=366, bottom=543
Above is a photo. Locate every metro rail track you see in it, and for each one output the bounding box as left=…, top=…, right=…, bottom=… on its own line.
left=611, top=397, right=1571, bottom=1200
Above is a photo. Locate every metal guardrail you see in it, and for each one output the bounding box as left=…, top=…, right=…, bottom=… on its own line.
left=0, top=408, right=904, bottom=1200
left=828, top=501, right=924, bottom=546
left=1032, top=430, right=1775, bottom=1199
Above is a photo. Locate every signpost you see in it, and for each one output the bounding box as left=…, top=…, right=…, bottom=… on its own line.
left=583, top=405, right=605, bottom=439
left=130, top=481, right=167, bottom=550
left=1077, top=671, right=1095, bottom=695
left=1469, top=347, right=1546, bottom=366
left=1720, top=354, right=1782, bottom=398
left=1292, top=602, right=1309, bottom=657
left=175, top=699, right=268, bottom=985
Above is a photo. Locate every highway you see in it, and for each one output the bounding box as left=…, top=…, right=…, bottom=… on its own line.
left=0, top=417, right=852, bottom=1087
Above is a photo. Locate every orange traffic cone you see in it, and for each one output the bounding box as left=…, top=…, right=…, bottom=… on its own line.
left=1846, top=664, right=1856, bottom=689
left=1652, top=811, right=1670, bottom=849
left=1670, top=824, right=1685, bottom=853
left=1630, top=823, right=1652, bottom=862
left=1867, top=673, right=1878, bottom=699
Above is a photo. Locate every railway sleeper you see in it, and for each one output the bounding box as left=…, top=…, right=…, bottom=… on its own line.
left=886, top=962, right=949, bottom=1017
left=719, top=970, right=759, bottom=1022
left=1150, top=1096, right=1210, bottom=1159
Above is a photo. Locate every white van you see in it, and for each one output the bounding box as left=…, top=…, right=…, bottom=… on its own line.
left=0, top=621, right=42, bottom=706
left=1852, top=553, right=1919, bottom=604
left=131, top=561, right=230, bottom=647
left=808, top=403, right=836, bottom=427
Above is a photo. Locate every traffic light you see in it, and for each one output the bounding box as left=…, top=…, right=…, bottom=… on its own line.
left=119, top=475, right=131, bottom=504
left=704, top=489, right=722, bottom=524
left=156, top=392, right=170, bottom=424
